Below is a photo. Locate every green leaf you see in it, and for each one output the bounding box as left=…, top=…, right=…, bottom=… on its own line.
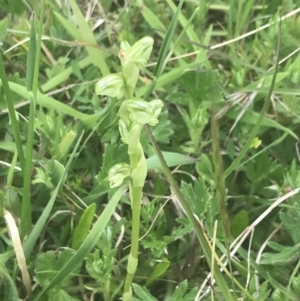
left=3, top=80, right=105, bottom=127
left=47, top=288, right=80, bottom=301
left=0, top=0, right=26, bottom=14
left=145, top=259, right=170, bottom=286
left=53, top=11, right=82, bottom=40
left=180, top=70, right=222, bottom=104
left=0, top=17, right=9, bottom=42
left=69, top=0, right=109, bottom=76
left=260, top=242, right=300, bottom=265
left=181, top=178, right=209, bottom=219
left=132, top=283, right=158, bottom=301
left=72, top=203, right=96, bottom=250
left=168, top=280, right=187, bottom=301
left=225, top=105, right=298, bottom=140
left=146, top=152, right=198, bottom=170
left=85, top=249, right=116, bottom=283
left=0, top=261, right=18, bottom=301
left=35, top=249, right=77, bottom=287
left=142, top=0, right=185, bottom=100
left=280, top=211, right=300, bottom=244
left=196, top=154, right=214, bottom=181
left=231, top=210, right=249, bottom=238
left=26, top=22, right=36, bottom=91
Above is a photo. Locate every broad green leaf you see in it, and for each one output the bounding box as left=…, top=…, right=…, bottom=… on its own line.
left=53, top=11, right=82, bottom=40
left=0, top=17, right=9, bottom=42
left=231, top=210, right=249, bottom=238
left=72, top=203, right=96, bottom=250
left=196, top=154, right=214, bottom=181
left=145, top=259, right=170, bottom=286
left=146, top=152, right=198, bottom=170
left=58, top=131, right=77, bottom=160
left=168, top=280, right=187, bottom=301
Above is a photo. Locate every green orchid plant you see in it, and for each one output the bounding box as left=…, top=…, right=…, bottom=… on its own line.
left=95, top=37, right=163, bottom=301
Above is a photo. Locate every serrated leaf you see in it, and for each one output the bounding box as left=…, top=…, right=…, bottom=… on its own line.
left=72, top=203, right=96, bottom=250
left=48, top=288, right=80, bottom=301
left=143, top=110, right=174, bottom=148
left=280, top=211, right=300, bottom=244
left=180, top=70, right=222, bottom=103
left=85, top=249, right=115, bottom=283
left=243, top=152, right=277, bottom=183
left=147, top=152, right=197, bottom=170
left=181, top=178, right=209, bottom=219
left=260, top=243, right=300, bottom=265
left=35, top=249, right=78, bottom=287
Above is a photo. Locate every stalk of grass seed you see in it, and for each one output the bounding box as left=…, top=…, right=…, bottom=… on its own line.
left=95, top=37, right=163, bottom=301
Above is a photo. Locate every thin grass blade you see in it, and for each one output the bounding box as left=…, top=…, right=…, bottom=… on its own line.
left=69, top=0, right=109, bottom=76
left=0, top=54, right=25, bottom=170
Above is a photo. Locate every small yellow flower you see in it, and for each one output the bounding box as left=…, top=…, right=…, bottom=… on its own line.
left=251, top=137, right=262, bottom=149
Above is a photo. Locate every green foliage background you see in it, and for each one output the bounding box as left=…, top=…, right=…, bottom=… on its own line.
left=1, top=0, right=300, bottom=300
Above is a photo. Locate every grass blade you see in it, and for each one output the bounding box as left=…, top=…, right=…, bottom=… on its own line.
left=0, top=55, right=25, bottom=171
left=5, top=81, right=101, bottom=127
left=69, top=0, right=109, bottom=76
left=143, top=0, right=184, bottom=100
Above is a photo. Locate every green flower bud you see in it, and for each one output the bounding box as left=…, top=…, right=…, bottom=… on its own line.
left=119, top=37, right=154, bottom=89
left=148, top=99, right=164, bottom=126
left=125, top=98, right=163, bottom=126
left=95, top=74, right=125, bottom=99
left=192, top=108, right=208, bottom=127
left=108, top=163, right=131, bottom=188
left=119, top=37, right=154, bottom=69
